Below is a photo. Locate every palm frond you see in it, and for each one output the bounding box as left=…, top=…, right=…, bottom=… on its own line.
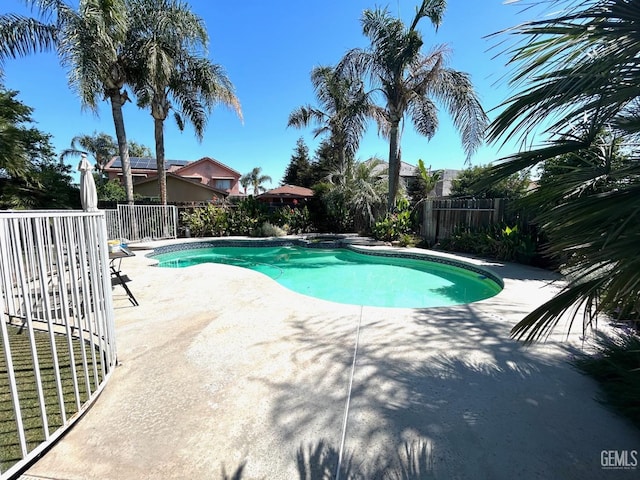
left=289, top=64, right=373, bottom=166
left=407, top=94, right=438, bottom=139
left=0, top=14, right=57, bottom=64
left=410, top=0, right=447, bottom=31
left=287, top=105, right=325, bottom=129
left=511, top=278, right=602, bottom=343
left=430, top=68, right=488, bottom=159
left=507, top=135, right=640, bottom=341
left=489, top=0, right=640, bottom=146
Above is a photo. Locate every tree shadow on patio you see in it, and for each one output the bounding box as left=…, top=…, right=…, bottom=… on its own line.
left=256, top=302, right=639, bottom=479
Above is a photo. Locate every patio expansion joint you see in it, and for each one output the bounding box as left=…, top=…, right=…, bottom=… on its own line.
left=335, top=305, right=364, bottom=480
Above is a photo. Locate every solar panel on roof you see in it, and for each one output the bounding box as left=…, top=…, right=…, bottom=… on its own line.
left=110, top=157, right=191, bottom=169
left=168, top=159, right=190, bottom=167
left=129, top=157, right=154, bottom=169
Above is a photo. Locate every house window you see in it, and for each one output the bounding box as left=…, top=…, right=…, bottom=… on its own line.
left=215, top=179, right=232, bottom=190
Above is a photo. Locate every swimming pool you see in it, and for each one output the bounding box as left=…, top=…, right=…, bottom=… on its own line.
left=151, top=242, right=502, bottom=308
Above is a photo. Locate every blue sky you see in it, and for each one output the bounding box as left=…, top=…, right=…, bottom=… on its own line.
left=1, top=1, right=546, bottom=186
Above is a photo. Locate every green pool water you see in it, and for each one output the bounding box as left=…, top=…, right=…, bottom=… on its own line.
left=153, top=246, right=502, bottom=308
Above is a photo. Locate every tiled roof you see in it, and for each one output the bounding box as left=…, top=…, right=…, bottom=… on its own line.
left=259, top=185, right=314, bottom=197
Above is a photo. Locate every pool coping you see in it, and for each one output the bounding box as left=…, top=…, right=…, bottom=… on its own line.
left=145, top=236, right=505, bottom=289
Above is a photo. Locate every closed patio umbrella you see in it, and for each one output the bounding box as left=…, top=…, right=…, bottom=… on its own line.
left=78, top=154, right=98, bottom=212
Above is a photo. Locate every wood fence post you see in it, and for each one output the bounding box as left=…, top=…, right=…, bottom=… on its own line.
left=422, top=199, right=435, bottom=244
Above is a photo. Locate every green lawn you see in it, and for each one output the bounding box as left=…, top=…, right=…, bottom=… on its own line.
left=0, top=323, right=105, bottom=473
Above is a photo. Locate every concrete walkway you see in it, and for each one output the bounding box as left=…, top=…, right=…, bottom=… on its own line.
left=23, top=242, right=639, bottom=479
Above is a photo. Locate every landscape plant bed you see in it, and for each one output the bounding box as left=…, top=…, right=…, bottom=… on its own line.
left=0, top=323, right=104, bottom=473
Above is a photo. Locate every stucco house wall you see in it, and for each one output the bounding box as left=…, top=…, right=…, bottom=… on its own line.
left=174, top=157, right=242, bottom=195
left=134, top=175, right=226, bottom=203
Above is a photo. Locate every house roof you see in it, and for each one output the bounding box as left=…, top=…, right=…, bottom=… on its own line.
left=133, top=172, right=229, bottom=196
left=173, top=156, right=241, bottom=177
left=368, top=159, right=417, bottom=177
left=399, top=161, right=418, bottom=176
left=259, top=185, right=314, bottom=198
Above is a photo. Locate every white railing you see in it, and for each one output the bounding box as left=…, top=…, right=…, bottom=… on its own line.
left=103, top=208, right=120, bottom=240
left=105, top=205, right=177, bottom=242
left=0, top=210, right=116, bottom=480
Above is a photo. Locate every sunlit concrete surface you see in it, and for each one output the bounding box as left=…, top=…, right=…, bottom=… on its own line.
left=22, top=240, right=639, bottom=480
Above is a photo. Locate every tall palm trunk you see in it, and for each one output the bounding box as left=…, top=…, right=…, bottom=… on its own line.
left=108, top=89, right=134, bottom=204
left=154, top=116, right=167, bottom=205
left=388, top=120, right=401, bottom=210
left=338, top=140, right=347, bottom=173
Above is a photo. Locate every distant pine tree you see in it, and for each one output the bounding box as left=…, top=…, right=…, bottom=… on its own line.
left=282, top=138, right=313, bottom=187
left=310, top=139, right=341, bottom=184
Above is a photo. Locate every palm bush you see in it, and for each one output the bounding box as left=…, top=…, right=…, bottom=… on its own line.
left=326, top=158, right=387, bottom=233
left=485, top=0, right=640, bottom=341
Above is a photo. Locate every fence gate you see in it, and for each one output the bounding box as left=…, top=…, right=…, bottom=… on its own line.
left=421, top=198, right=506, bottom=243
left=104, top=205, right=178, bottom=242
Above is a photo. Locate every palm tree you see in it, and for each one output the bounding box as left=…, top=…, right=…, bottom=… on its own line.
left=127, top=0, right=242, bottom=205
left=339, top=0, right=488, bottom=210
left=58, top=0, right=137, bottom=204
left=0, top=9, right=57, bottom=68
left=60, top=132, right=117, bottom=171
left=327, top=157, right=387, bottom=231
left=241, top=167, right=272, bottom=196
left=239, top=175, right=251, bottom=196
left=288, top=65, right=375, bottom=172
left=485, top=0, right=640, bottom=342
left=0, top=1, right=138, bottom=204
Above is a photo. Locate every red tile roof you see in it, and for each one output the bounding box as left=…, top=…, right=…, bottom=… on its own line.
left=259, top=185, right=314, bottom=198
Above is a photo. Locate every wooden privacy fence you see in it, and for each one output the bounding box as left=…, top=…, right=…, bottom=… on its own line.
left=420, top=198, right=507, bottom=243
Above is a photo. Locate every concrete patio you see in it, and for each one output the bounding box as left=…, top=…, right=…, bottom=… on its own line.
left=22, top=241, right=639, bottom=479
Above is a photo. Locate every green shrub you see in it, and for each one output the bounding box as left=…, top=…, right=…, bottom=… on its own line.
left=372, top=199, right=412, bottom=242
left=439, top=223, right=540, bottom=264
left=309, top=182, right=354, bottom=233
left=180, top=204, right=228, bottom=237
left=226, top=197, right=268, bottom=236
left=181, top=200, right=314, bottom=238
left=398, top=233, right=422, bottom=248
left=260, top=222, right=287, bottom=237
left=272, top=206, right=314, bottom=234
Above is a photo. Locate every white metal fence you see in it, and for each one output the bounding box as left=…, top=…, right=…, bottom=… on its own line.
left=104, top=204, right=177, bottom=242
left=0, top=210, right=116, bottom=479
left=103, top=208, right=120, bottom=240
